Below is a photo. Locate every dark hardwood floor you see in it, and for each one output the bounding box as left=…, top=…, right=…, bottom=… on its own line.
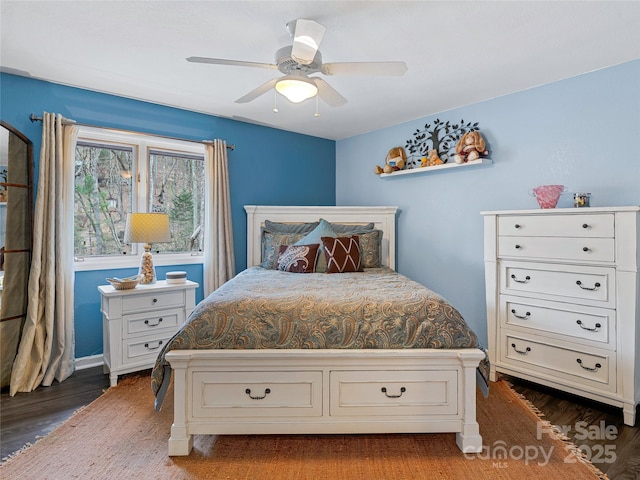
left=1, top=368, right=639, bottom=478
left=507, top=375, right=640, bottom=480
left=0, top=365, right=111, bottom=461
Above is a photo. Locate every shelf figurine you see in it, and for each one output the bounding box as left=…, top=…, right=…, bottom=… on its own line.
left=375, top=146, right=407, bottom=175
left=453, top=131, right=488, bottom=164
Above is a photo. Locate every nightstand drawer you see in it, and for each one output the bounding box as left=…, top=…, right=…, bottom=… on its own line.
left=191, top=371, right=323, bottom=419
left=124, top=333, right=171, bottom=363
left=498, top=236, right=615, bottom=263
left=498, top=214, right=614, bottom=238
left=124, top=308, right=183, bottom=338
left=121, top=290, right=185, bottom=313
left=330, top=370, right=458, bottom=416
left=501, top=296, right=615, bottom=349
left=501, top=262, right=615, bottom=307
left=502, top=334, right=615, bottom=392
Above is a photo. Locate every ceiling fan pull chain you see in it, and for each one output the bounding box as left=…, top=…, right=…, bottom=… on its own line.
left=273, top=89, right=278, bottom=113
left=314, top=94, right=320, bottom=117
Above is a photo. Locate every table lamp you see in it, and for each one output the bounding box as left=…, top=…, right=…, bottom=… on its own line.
left=124, top=213, right=170, bottom=284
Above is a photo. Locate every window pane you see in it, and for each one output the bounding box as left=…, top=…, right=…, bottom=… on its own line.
left=74, top=143, right=133, bottom=257
left=148, top=151, right=205, bottom=253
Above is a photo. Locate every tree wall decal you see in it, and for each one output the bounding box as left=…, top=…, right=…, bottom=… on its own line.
left=404, top=119, right=480, bottom=168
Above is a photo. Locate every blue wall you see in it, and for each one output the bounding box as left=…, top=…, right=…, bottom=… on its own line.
left=0, top=73, right=336, bottom=358
left=336, top=60, right=640, bottom=345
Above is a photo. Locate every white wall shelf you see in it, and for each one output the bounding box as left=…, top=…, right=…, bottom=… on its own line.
left=378, top=158, right=492, bottom=178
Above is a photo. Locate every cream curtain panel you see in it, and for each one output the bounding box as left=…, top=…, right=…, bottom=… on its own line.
left=203, top=140, right=235, bottom=296
left=10, top=113, right=77, bottom=395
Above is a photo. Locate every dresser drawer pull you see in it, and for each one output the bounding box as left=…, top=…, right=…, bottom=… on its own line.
left=576, top=280, right=601, bottom=291
left=152, top=298, right=158, bottom=303
left=245, top=388, right=271, bottom=400
left=582, top=247, right=590, bottom=252
left=582, top=223, right=589, bottom=229
left=576, top=359, right=601, bottom=372
left=511, top=274, right=531, bottom=284
left=511, top=309, right=530, bottom=320
left=381, top=387, right=406, bottom=398
left=514, top=224, right=522, bottom=229
left=144, top=318, right=163, bottom=327
left=515, top=244, right=522, bottom=250
left=511, top=343, right=531, bottom=355
left=144, top=340, right=163, bottom=350
left=576, top=320, right=601, bottom=332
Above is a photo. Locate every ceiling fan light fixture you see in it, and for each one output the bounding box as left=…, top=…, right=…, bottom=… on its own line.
left=275, top=77, right=318, bottom=103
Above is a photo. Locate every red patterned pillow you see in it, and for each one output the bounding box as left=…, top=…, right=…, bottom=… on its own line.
left=321, top=236, right=363, bottom=273
left=276, top=244, right=320, bottom=273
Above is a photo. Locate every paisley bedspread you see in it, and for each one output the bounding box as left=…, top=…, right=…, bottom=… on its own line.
left=151, top=266, right=489, bottom=408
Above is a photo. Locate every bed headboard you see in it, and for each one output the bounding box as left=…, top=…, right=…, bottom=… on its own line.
left=244, top=205, right=399, bottom=270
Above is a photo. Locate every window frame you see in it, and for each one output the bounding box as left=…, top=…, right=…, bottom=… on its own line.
left=73, top=126, right=206, bottom=272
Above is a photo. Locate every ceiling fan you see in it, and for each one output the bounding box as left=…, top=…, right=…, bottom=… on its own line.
left=186, top=19, right=408, bottom=108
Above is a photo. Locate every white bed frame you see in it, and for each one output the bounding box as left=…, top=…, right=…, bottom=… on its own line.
left=165, top=205, right=484, bottom=455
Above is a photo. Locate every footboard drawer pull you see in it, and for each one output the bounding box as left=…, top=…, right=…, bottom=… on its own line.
left=576, top=320, right=601, bottom=332
left=511, top=343, right=531, bottom=355
left=144, top=340, right=163, bottom=350
left=245, top=388, right=271, bottom=400
left=511, top=309, right=531, bottom=320
left=511, top=274, right=531, bottom=284
left=576, top=359, right=601, bottom=372
left=381, top=386, right=406, bottom=398
left=144, top=318, right=163, bottom=327
left=576, top=280, right=600, bottom=291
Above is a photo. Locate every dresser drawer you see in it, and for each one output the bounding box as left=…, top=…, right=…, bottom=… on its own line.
left=123, top=308, right=183, bottom=338
left=330, top=370, right=458, bottom=417
left=498, top=214, right=614, bottom=238
left=121, top=290, right=185, bottom=313
left=191, top=371, right=323, bottom=419
left=502, top=334, right=615, bottom=392
left=501, top=262, right=615, bottom=307
left=498, top=236, right=615, bottom=263
left=501, top=296, right=615, bottom=349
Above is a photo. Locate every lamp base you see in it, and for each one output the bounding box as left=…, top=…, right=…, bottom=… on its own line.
left=139, top=247, right=157, bottom=284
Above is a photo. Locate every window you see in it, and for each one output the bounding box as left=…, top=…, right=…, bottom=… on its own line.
left=73, top=127, right=206, bottom=270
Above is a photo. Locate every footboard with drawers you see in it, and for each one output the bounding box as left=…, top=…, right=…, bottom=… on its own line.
left=482, top=207, right=640, bottom=426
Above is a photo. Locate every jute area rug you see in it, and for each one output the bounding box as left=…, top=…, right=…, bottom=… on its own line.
left=1, top=372, right=607, bottom=480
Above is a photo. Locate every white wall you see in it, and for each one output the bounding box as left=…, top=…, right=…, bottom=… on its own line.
left=336, top=60, right=640, bottom=344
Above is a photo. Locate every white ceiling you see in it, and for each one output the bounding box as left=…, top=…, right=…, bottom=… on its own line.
left=2, top=1, right=639, bottom=141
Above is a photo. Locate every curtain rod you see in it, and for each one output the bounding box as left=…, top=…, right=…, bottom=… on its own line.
left=28, top=114, right=235, bottom=150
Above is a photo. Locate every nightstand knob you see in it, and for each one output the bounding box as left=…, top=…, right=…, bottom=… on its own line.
left=515, top=244, right=522, bottom=249
left=514, top=224, right=521, bottom=229
left=152, top=298, right=158, bottom=303
left=583, top=247, right=590, bottom=252
left=582, top=223, right=589, bottom=229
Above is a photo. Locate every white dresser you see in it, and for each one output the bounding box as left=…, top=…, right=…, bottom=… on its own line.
left=482, top=207, right=639, bottom=425
left=99, top=280, right=198, bottom=386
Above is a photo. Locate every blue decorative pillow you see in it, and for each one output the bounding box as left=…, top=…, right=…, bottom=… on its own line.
left=294, top=219, right=337, bottom=272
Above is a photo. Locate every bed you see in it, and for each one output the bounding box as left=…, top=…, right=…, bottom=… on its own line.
left=152, top=205, right=487, bottom=455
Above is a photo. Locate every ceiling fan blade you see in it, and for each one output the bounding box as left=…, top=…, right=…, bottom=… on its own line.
left=235, top=78, right=279, bottom=103
left=187, top=57, right=277, bottom=70
left=289, top=19, right=326, bottom=65
left=321, top=61, right=408, bottom=76
left=311, top=77, right=347, bottom=107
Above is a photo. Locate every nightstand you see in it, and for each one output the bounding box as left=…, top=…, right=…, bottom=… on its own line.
left=98, top=280, right=198, bottom=386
